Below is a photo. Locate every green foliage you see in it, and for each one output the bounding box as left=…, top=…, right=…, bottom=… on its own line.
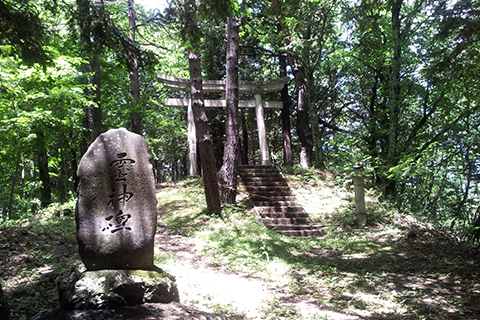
left=0, top=0, right=52, bottom=65
left=1, top=0, right=480, bottom=248
left=0, top=50, right=86, bottom=217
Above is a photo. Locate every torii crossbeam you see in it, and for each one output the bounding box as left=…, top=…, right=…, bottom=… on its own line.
left=157, top=73, right=288, bottom=176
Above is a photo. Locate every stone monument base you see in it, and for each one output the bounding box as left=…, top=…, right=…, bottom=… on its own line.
left=56, top=264, right=179, bottom=310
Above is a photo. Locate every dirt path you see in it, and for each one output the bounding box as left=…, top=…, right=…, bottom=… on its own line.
left=154, top=229, right=358, bottom=320
left=155, top=230, right=274, bottom=319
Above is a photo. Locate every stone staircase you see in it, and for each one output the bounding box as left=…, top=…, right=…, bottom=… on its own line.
left=237, top=165, right=321, bottom=238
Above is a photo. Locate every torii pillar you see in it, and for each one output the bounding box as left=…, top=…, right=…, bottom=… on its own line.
left=254, top=90, right=269, bottom=165
left=187, top=95, right=197, bottom=176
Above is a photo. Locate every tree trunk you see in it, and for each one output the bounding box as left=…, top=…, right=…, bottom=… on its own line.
left=189, top=50, right=222, bottom=213
left=91, top=52, right=102, bottom=140
left=8, top=128, right=22, bottom=219
left=294, top=65, right=313, bottom=168
left=77, top=0, right=102, bottom=152
left=306, top=70, right=325, bottom=169
left=280, top=54, right=293, bottom=167
left=219, top=16, right=240, bottom=204
left=36, top=129, right=52, bottom=208
left=185, top=0, right=221, bottom=214
left=128, top=0, right=142, bottom=134
left=58, top=136, right=69, bottom=203
left=385, top=0, right=403, bottom=197
left=273, top=0, right=312, bottom=168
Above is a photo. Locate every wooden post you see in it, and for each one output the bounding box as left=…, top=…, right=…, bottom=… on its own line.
left=187, top=94, right=198, bottom=176
left=254, top=91, right=270, bottom=165
left=352, top=163, right=367, bottom=228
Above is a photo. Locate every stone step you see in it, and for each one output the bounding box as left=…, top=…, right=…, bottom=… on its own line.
left=247, top=191, right=293, bottom=198
left=253, top=200, right=297, bottom=206
left=240, top=171, right=283, bottom=175
left=261, top=217, right=309, bottom=225
left=257, top=211, right=309, bottom=219
left=244, top=186, right=291, bottom=192
left=251, top=195, right=296, bottom=202
left=241, top=178, right=288, bottom=185
left=255, top=205, right=306, bottom=214
left=244, top=186, right=289, bottom=192
left=238, top=165, right=320, bottom=238
left=238, top=166, right=279, bottom=173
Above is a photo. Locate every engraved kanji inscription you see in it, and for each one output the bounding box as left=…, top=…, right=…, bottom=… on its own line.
left=103, top=152, right=136, bottom=233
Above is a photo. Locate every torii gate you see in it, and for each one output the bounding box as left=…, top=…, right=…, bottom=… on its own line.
left=157, top=73, right=289, bottom=176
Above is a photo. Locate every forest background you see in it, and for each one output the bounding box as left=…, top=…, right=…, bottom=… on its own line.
left=1, top=0, right=480, bottom=240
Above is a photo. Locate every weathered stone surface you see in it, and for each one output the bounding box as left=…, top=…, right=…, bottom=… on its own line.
left=0, top=283, right=9, bottom=320
left=57, top=264, right=179, bottom=310
left=76, top=128, right=158, bottom=270
left=39, top=302, right=226, bottom=320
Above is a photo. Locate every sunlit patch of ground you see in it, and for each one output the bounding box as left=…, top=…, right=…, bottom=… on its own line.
left=154, top=231, right=276, bottom=319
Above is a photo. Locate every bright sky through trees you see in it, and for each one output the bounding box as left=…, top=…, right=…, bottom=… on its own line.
left=137, top=0, right=168, bottom=11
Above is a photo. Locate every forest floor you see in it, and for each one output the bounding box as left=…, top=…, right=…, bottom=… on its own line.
left=1, top=168, right=480, bottom=319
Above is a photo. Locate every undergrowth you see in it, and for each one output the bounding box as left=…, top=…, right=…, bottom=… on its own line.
left=2, top=171, right=480, bottom=319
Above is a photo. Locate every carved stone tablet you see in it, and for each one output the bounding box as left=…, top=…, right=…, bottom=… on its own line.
left=76, top=128, right=157, bottom=270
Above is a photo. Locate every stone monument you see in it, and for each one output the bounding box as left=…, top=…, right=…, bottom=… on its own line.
left=76, top=128, right=158, bottom=270
left=57, top=128, right=178, bottom=310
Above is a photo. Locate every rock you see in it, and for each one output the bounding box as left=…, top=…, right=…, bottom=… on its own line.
left=0, top=283, right=9, bottom=320
left=38, top=302, right=226, bottom=320
left=57, top=264, right=179, bottom=310
left=76, top=128, right=158, bottom=270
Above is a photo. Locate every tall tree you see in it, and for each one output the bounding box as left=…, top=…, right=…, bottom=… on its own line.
left=35, top=128, right=52, bottom=208
left=76, top=0, right=103, bottom=153
left=384, top=0, right=403, bottom=196
left=219, top=15, right=240, bottom=204
left=271, top=0, right=314, bottom=168
left=294, top=64, right=314, bottom=168
left=279, top=53, right=293, bottom=167
left=128, top=0, right=142, bottom=134
left=184, top=0, right=222, bottom=213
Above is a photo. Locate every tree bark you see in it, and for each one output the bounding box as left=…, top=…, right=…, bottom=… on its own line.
left=91, top=52, right=102, bottom=140
left=189, top=50, right=222, bottom=213
left=128, top=0, right=142, bottom=134
left=8, top=128, right=22, bottom=219
left=77, top=0, right=102, bottom=152
left=293, top=64, right=313, bottom=168
left=385, top=0, right=403, bottom=197
left=306, top=69, right=325, bottom=169
left=219, top=16, right=240, bottom=204
left=36, top=129, right=52, bottom=208
left=279, top=53, right=293, bottom=167
left=185, top=0, right=221, bottom=214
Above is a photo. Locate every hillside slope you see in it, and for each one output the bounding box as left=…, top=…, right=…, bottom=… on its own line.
left=1, top=168, right=479, bottom=319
